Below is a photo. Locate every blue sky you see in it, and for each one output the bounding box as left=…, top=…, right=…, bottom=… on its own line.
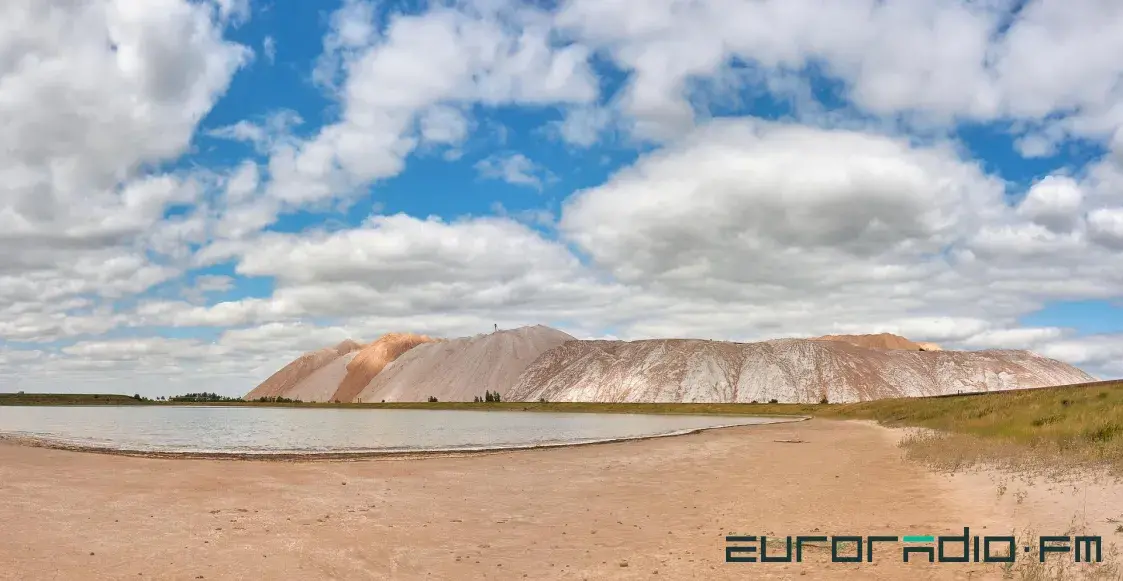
left=2, top=0, right=1123, bottom=394
left=194, top=1, right=1117, bottom=340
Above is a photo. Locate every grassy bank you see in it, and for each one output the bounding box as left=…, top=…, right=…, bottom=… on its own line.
left=0, top=393, right=148, bottom=406
left=824, top=380, right=1123, bottom=442
left=824, top=380, right=1123, bottom=474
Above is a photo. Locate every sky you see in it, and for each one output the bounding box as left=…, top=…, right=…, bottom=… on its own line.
left=2, top=0, right=1123, bottom=397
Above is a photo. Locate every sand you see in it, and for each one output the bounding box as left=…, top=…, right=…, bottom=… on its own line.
left=356, top=325, right=574, bottom=403
left=509, top=337, right=1093, bottom=403
left=3, top=419, right=1120, bottom=580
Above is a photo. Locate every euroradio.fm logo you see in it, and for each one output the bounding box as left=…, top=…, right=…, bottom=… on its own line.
left=725, top=528, right=1103, bottom=564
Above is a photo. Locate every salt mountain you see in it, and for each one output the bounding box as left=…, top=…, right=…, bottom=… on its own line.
left=245, top=326, right=1094, bottom=403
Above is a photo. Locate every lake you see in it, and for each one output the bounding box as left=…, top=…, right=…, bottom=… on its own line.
left=0, top=406, right=792, bottom=454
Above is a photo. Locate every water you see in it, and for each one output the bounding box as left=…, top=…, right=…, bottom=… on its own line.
left=0, top=406, right=792, bottom=455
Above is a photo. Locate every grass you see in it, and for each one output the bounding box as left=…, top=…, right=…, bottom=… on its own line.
left=0, top=393, right=148, bottom=406
left=819, top=380, right=1123, bottom=475
left=821, top=380, right=1123, bottom=444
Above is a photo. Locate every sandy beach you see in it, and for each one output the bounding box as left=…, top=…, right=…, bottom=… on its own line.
left=2, top=419, right=1120, bottom=581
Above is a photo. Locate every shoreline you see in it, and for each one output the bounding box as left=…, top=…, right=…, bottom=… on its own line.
left=0, top=398, right=822, bottom=415
left=0, top=415, right=809, bottom=461
left=3, top=418, right=1121, bottom=580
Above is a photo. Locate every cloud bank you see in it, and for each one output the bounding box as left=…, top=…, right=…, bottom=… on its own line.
left=2, top=0, right=1123, bottom=395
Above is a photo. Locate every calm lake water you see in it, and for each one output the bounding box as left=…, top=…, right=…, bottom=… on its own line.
left=0, top=406, right=790, bottom=454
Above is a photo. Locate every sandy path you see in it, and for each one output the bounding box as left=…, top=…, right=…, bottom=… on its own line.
left=0, top=419, right=1113, bottom=580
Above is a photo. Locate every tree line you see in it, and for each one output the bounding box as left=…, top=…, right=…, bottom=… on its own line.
left=473, top=390, right=502, bottom=403
left=169, top=392, right=241, bottom=402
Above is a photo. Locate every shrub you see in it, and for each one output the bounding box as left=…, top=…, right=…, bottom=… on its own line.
left=427, top=396, right=438, bottom=403
left=769, top=398, right=778, bottom=404
left=819, top=396, right=829, bottom=405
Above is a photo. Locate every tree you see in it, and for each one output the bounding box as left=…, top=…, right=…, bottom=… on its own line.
left=133, top=393, right=141, bottom=400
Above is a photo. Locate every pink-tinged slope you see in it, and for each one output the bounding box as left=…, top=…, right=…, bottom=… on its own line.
left=507, top=338, right=1094, bottom=403
left=243, top=340, right=362, bottom=401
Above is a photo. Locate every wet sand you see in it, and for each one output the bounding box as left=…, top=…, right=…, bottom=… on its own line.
left=1, top=419, right=1119, bottom=580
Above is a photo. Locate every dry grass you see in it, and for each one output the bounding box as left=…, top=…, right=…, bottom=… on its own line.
left=895, top=430, right=1101, bottom=480
left=999, top=524, right=1123, bottom=581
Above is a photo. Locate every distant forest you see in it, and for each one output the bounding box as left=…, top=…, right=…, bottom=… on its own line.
left=169, top=392, right=241, bottom=402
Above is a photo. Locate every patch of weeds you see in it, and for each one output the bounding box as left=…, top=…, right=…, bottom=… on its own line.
left=1085, top=424, right=1123, bottom=445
